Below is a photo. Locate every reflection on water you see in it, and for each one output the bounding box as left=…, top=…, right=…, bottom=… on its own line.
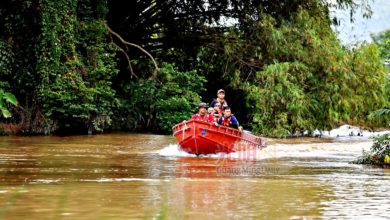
left=0, top=134, right=389, bottom=219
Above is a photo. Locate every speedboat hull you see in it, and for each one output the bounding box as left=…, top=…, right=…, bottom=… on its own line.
left=172, top=120, right=266, bottom=155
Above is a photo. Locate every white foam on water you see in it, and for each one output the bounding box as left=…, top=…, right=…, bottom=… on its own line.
left=261, top=141, right=372, bottom=160
left=157, top=144, right=194, bottom=157
left=314, top=124, right=390, bottom=139
left=157, top=140, right=373, bottom=161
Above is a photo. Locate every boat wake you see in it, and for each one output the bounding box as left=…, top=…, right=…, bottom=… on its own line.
left=157, top=144, right=195, bottom=157
left=158, top=140, right=373, bottom=161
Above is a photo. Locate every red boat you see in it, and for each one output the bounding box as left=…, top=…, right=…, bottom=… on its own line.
left=172, top=120, right=266, bottom=155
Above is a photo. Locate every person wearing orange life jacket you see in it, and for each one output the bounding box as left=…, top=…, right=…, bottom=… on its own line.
left=191, top=102, right=214, bottom=123
left=217, top=106, right=240, bottom=130
left=210, top=89, right=228, bottom=111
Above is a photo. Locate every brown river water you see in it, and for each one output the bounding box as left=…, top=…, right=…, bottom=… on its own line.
left=0, top=133, right=389, bottom=219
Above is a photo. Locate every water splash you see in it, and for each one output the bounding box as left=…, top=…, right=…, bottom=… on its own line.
left=157, top=144, right=194, bottom=157
left=314, top=124, right=390, bottom=139
left=158, top=140, right=373, bottom=161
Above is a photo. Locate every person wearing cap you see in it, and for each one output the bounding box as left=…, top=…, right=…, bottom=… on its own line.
left=191, top=102, right=215, bottom=123
left=217, top=106, right=240, bottom=130
left=210, top=89, right=228, bottom=111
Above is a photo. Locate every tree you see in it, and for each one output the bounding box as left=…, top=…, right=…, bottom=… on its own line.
left=37, top=0, right=119, bottom=134
left=372, top=29, right=390, bottom=68
left=198, top=9, right=387, bottom=136
left=0, top=0, right=120, bottom=134
left=106, top=0, right=372, bottom=71
left=113, top=63, right=205, bottom=133
left=367, top=29, right=390, bottom=124
left=0, top=0, right=385, bottom=135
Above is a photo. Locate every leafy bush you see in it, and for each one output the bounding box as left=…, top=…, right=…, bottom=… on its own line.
left=202, top=10, right=387, bottom=137
left=0, top=39, right=13, bottom=78
left=246, top=62, right=313, bottom=137
left=114, top=63, right=206, bottom=133
left=354, top=134, right=390, bottom=166
left=0, top=88, right=18, bottom=118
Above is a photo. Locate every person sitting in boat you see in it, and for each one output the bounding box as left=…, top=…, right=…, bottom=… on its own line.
left=213, top=102, right=223, bottom=121
left=208, top=107, right=215, bottom=116
left=217, top=106, right=240, bottom=130
left=191, top=102, right=215, bottom=123
left=210, top=89, right=228, bottom=111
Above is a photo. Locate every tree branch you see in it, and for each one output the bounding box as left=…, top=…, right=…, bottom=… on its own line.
left=106, top=24, right=159, bottom=78
left=112, top=42, right=137, bottom=79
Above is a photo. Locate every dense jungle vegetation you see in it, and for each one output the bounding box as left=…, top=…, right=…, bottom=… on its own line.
left=0, top=0, right=389, bottom=136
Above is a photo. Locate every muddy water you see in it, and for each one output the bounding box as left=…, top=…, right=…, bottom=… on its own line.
left=0, top=134, right=389, bottom=219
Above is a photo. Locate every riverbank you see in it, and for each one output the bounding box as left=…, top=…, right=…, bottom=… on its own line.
left=2, top=122, right=389, bottom=138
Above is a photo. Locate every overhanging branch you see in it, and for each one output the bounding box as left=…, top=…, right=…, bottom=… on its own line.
left=106, top=24, right=159, bottom=78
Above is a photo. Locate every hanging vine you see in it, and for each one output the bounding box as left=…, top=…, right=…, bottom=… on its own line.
left=37, top=0, right=119, bottom=134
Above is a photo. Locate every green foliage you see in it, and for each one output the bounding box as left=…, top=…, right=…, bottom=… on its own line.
left=200, top=10, right=387, bottom=137
left=0, top=39, right=14, bottom=78
left=247, top=62, right=313, bottom=137
left=0, top=0, right=41, bottom=96
left=372, top=29, right=390, bottom=68
left=0, top=88, right=18, bottom=118
left=115, top=63, right=205, bottom=133
left=369, top=107, right=390, bottom=124
left=0, top=0, right=119, bottom=134
left=107, top=0, right=367, bottom=53
left=36, top=0, right=118, bottom=133
left=372, top=134, right=390, bottom=152
left=369, top=29, right=390, bottom=123
left=0, top=0, right=387, bottom=135
left=354, top=134, right=390, bottom=166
